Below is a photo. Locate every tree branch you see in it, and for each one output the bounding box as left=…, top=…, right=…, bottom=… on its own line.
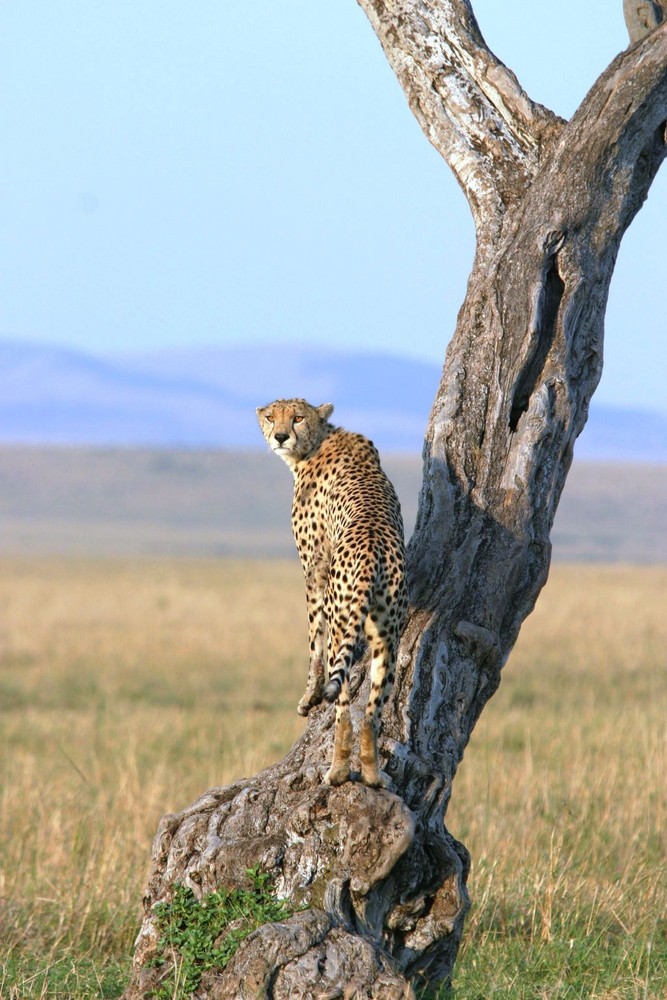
left=406, top=22, right=667, bottom=679
left=357, top=0, right=564, bottom=237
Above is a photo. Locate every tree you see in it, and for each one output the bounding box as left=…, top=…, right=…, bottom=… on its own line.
left=122, top=4, right=667, bottom=996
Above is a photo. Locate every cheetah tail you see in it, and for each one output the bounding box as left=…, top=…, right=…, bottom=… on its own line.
left=322, top=675, right=342, bottom=703
left=322, top=600, right=370, bottom=704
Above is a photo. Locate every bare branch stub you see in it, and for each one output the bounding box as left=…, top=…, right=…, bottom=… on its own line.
left=625, top=0, right=665, bottom=43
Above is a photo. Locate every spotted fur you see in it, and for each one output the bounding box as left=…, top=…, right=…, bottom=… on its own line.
left=256, top=398, right=408, bottom=787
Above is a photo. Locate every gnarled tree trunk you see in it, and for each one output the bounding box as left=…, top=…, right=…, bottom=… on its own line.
left=123, top=5, right=667, bottom=997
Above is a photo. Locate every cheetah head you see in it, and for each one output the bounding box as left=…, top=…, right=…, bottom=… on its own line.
left=256, top=398, right=334, bottom=468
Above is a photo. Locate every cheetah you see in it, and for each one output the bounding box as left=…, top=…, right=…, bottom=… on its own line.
left=256, top=398, right=408, bottom=787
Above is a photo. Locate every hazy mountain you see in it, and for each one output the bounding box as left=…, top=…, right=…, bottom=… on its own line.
left=3, top=338, right=667, bottom=460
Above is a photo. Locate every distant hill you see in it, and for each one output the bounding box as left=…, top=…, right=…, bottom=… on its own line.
left=3, top=338, right=667, bottom=460
left=0, top=447, right=664, bottom=563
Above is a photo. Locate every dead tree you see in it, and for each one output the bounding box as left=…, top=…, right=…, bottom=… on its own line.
left=123, top=5, right=667, bottom=997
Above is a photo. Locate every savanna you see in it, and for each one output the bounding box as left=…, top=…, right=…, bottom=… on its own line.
left=0, top=557, right=664, bottom=997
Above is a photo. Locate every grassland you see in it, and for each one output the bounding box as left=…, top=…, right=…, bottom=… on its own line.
left=0, top=558, right=665, bottom=998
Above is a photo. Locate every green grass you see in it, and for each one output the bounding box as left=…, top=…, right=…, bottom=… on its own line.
left=150, top=870, right=297, bottom=998
left=0, top=558, right=665, bottom=997
left=0, top=958, right=128, bottom=1000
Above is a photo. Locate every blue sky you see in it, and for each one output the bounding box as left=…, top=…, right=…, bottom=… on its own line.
left=1, top=1, right=665, bottom=413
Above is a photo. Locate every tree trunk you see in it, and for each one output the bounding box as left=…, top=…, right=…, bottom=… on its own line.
left=123, top=7, right=667, bottom=997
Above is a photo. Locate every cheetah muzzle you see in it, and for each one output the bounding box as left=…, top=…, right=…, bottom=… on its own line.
left=257, top=397, right=408, bottom=788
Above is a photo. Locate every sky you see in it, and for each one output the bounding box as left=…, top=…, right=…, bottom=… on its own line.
left=0, top=1, right=665, bottom=414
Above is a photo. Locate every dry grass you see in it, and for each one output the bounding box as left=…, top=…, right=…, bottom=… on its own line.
left=0, top=558, right=664, bottom=997
left=0, top=558, right=307, bottom=997
left=449, top=566, right=667, bottom=998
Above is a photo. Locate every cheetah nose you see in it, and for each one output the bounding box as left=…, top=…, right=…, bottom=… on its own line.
left=274, top=433, right=289, bottom=445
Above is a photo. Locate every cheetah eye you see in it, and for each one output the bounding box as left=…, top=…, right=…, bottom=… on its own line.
left=265, top=413, right=274, bottom=423
left=293, top=415, right=304, bottom=425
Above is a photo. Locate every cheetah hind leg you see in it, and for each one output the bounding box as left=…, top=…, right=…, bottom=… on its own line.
left=359, top=619, right=394, bottom=788
left=360, top=715, right=390, bottom=789
left=324, top=702, right=352, bottom=785
left=297, top=659, right=325, bottom=717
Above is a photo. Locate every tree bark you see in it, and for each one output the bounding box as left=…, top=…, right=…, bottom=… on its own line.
left=123, top=7, right=667, bottom=997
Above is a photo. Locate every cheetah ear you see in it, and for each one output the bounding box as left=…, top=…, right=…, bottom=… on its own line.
left=317, top=403, right=334, bottom=422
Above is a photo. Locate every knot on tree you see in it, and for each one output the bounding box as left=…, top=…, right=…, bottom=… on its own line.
left=455, top=620, right=501, bottom=670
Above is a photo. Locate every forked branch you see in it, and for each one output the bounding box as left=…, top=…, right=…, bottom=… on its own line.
left=356, top=0, right=564, bottom=236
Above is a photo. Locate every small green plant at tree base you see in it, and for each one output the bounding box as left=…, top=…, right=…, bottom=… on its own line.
left=151, top=866, right=296, bottom=998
